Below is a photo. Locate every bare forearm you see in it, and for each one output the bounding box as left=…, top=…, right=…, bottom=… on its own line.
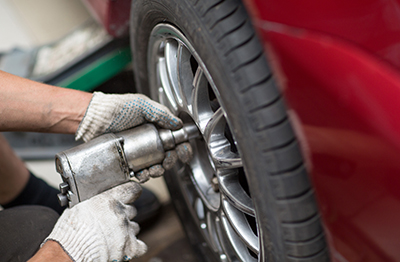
left=0, top=71, right=92, bottom=134
left=0, top=134, right=29, bottom=204
left=28, top=241, right=72, bottom=262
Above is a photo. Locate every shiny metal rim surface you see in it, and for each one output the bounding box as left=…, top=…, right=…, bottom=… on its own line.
left=148, top=23, right=259, bottom=261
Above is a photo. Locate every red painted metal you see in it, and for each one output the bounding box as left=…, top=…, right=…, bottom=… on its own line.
left=243, top=0, right=400, bottom=70
left=81, top=0, right=131, bottom=37
left=266, top=27, right=400, bottom=261
left=242, top=0, right=400, bottom=261
left=86, top=0, right=400, bottom=260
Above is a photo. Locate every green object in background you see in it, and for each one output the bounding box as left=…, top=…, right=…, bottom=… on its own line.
left=58, top=46, right=132, bottom=91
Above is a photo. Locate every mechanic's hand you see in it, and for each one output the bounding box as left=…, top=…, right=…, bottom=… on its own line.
left=44, top=182, right=147, bottom=262
left=135, top=142, right=193, bottom=183
left=76, top=92, right=183, bottom=142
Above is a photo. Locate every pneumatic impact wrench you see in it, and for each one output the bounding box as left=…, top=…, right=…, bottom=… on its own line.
left=55, top=123, right=199, bottom=208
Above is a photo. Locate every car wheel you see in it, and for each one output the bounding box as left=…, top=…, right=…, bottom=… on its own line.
left=130, top=0, right=329, bottom=261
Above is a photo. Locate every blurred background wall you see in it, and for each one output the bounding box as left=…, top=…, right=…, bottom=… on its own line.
left=0, top=0, right=92, bottom=187
left=0, top=0, right=90, bottom=52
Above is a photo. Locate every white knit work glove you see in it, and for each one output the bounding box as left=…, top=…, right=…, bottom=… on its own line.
left=76, top=92, right=193, bottom=181
left=76, top=92, right=182, bottom=142
left=44, top=182, right=147, bottom=262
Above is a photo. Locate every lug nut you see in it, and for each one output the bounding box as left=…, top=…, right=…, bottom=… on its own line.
left=211, top=176, right=219, bottom=192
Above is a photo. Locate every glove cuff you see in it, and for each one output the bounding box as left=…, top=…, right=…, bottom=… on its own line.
left=44, top=210, right=105, bottom=261
left=75, top=92, right=118, bottom=142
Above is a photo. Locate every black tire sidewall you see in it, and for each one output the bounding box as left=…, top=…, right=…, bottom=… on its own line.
left=131, top=0, right=301, bottom=260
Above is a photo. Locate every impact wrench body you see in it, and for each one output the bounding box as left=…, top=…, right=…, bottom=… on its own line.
left=55, top=123, right=198, bottom=208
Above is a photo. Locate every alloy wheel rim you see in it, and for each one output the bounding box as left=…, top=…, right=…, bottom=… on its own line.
left=148, top=23, right=260, bottom=261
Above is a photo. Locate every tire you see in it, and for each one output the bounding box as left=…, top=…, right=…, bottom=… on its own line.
left=130, top=0, right=330, bottom=261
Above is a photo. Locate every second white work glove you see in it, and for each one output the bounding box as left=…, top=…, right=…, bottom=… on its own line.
left=44, top=182, right=147, bottom=262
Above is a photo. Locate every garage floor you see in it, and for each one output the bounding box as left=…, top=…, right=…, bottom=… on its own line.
left=134, top=204, right=197, bottom=262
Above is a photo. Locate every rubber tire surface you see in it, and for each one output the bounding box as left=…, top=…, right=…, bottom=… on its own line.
left=130, top=0, right=330, bottom=261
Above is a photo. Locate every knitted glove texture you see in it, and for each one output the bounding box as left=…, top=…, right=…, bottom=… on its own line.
left=44, top=182, right=147, bottom=262
left=76, top=92, right=182, bottom=142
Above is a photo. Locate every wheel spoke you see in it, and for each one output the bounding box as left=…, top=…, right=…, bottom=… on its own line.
left=180, top=170, right=220, bottom=254
left=194, top=197, right=205, bottom=220
left=213, top=151, right=242, bottom=169
left=218, top=171, right=255, bottom=215
left=206, top=211, right=224, bottom=254
left=164, top=41, right=183, bottom=110
left=203, top=108, right=242, bottom=169
left=190, top=142, right=220, bottom=211
left=203, top=107, right=225, bottom=144
left=222, top=198, right=259, bottom=254
left=215, top=216, right=235, bottom=262
left=217, top=213, right=258, bottom=262
left=177, top=42, right=195, bottom=111
left=192, top=68, right=214, bottom=131
left=157, top=58, right=178, bottom=112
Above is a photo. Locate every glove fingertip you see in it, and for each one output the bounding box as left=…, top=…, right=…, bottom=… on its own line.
left=126, top=204, right=138, bottom=220
left=125, top=240, right=148, bottom=260
left=157, top=117, right=183, bottom=130
left=149, top=165, right=165, bottom=178
left=162, top=150, right=178, bottom=170
left=135, top=170, right=150, bottom=183
left=136, top=240, right=148, bottom=257
left=177, top=142, right=193, bottom=163
left=171, top=117, right=183, bottom=130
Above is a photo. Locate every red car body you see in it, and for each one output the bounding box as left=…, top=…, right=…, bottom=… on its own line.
left=83, top=0, right=400, bottom=261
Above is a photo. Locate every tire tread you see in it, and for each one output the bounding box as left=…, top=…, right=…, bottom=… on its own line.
left=198, top=4, right=328, bottom=258
left=282, top=214, right=323, bottom=242
left=193, top=1, right=328, bottom=260
left=208, top=4, right=239, bottom=30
